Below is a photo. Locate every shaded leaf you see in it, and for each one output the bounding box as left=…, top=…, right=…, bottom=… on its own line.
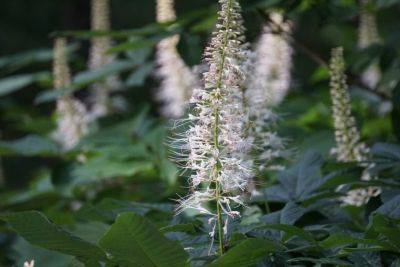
left=208, top=238, right=285, bottom=267
left=98, top=212, right=188, bottom=267
left=0, top=135, right=59, bottom=156
left=0, top=211, right=106, bottom=261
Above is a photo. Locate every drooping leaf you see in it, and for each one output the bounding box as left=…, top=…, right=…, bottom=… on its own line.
left=0, top=72, right=50, bottom=97
left=36, top=60, right=136, bottom=103
left=98, top=212, right=189, bottom=267
left=10, top=237, right=74, bottom=267
left=0, top=135, right=59, bottom=156
left=0, top=211, right=107, bottom=262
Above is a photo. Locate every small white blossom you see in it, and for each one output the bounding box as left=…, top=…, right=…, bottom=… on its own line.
left=358, top=0, right=381, bottom=89
left=23, top=260, right=35, bottom=267
left=329, top=47, right=380, bottom=206
left=155, top=0, right=198, bottom=118
left=88, top=0, right=121, bottom=120
left=174, top=0, right=253, bottom=220
left=53, top=38, right=89, bottom=150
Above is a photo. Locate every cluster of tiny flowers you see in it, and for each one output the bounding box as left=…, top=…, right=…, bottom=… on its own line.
left=88, top=0, right=121, bottom=120
left=53, top=38, right=89, bottom=150
left=245, top=12, right=292, bottom=171
left=23, top=260, right=35, bottom=267
left=176, top=0, right=253, bottom=220
left=247, top=12, right=292, bottom=106
left=155, top=0, right=198, bottom=118
left=329, top=47, right=379, bottom=206
left=358, top=0, right=381, bottom=89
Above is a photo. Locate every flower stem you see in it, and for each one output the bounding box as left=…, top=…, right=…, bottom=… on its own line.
left=211, top=0, right=234, bottom=256
left=215, top=181, right=225, bottom=255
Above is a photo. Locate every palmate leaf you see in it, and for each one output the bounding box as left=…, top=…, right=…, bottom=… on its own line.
left=253, top=151, right=341, bottom=204
left=98, top=212, right=189, bottom=267
left=0, top=211, right=107, bottom=263
left=208, top=238, right=285, bottom=267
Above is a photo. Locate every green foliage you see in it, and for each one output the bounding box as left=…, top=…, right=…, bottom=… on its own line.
left=0, top=211, right=107, bottom=263
left=99, top=212, right=189, bottom=267
left=0, top=0, right=399, bottom=266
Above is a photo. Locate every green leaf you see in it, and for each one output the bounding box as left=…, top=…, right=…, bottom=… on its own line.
left=0, top=135, right=59, bottom=156
left=36, top=60, right=135, bottom=103
left=376, top=0, right=400, bottom=8
left=261, top=224, right=316, bottom=244
left=392, top=84, right=400, bottom=141
left=10, top=237, right=75, bottom=267
left=208, top=238, right=285, bottom=267
left=126, top=62, right=154, bottom=87
left=159, top=223, right=196, bottom=234
left=0, top=211, right=106, bottom=262
left=98, top=212, right=189, bottom=267
left=371, top=214, right=400, bottom=249
left=288, top=257, right=352, bottom=266
left=320, top=234, right=397, bottom=252
left=0, top=44, right=78, bottom=72
left=0, top=72, right=50, bottom=97
left=376, top=195, right=400, bottom=220
left=280, top=202, right=307, bottom=225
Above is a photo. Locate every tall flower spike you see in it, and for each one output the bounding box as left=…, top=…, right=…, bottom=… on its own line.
left=329, top=47, right=368, bottom=163
left=155, top=0, right=198, bottom=118
left=329, top=47, right=379, bottom=206
left=53, top=38, right=89, bottom=150
left=88, top=0, right=121, bottom=120
left=175, top=0, right=252, bottom=254
left=248, top=12, right=293, bottom=106
left=245, top=11, right=291, bottom=172
left=358, top=0, right=381, bottom=89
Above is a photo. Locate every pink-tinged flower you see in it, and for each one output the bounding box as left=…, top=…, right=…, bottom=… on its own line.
left=174, top=0, right=253, bottom=220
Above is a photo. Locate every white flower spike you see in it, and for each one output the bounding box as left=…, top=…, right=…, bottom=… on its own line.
left=53, top=38, right=89, bottom=150
left=244, top=11, right=291, bottom=172
left=247, top=12, right=292, bottom=106
left=358, top=0, right=381, bottom=89
left=329, top=47, right=380, bottom=206
left=174, top=0, right=253, bottom=253
left=88, top=0, right=121, bottom=120
left=155, top=0, right=197, bottom=118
